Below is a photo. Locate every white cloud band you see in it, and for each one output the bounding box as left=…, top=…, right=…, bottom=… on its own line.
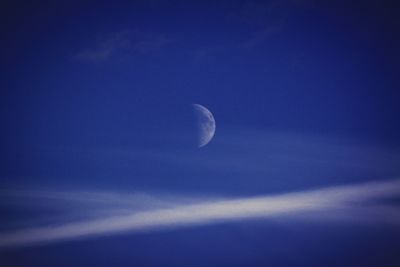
left=0, top=179, right=399, bottom=248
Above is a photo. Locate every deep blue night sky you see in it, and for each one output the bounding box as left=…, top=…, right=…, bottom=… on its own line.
left=1, top=1, right=400, bottom=266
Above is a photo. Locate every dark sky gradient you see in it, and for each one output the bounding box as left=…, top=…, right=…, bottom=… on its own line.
left=1, top=1, right=400, bottom=266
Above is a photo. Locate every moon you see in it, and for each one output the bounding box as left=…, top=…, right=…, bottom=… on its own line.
left=192, top=104, right=216, bottom=148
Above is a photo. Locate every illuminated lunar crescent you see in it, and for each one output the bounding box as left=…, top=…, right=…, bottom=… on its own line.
left=192, top=104, right=216, bottom=148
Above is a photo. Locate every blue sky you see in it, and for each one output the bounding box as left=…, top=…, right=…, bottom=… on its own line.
left=1, top=0, right=400, bottom=266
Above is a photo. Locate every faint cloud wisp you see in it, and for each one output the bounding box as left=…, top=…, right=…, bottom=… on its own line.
left=75, top=29, right=173, bottom=62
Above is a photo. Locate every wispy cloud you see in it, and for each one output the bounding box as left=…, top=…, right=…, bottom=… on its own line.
left=12, top=129, right=399, bottom=197
left=227, top=0, right=315, bottom=49
left=75, top=29, right=172, bottom=62
left=0, top=179, right=399, bottom=248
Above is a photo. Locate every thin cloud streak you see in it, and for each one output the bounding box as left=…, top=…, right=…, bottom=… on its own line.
left=0, top=179, right=399, bottom=248
left=75, top=29, right=173, bottom=62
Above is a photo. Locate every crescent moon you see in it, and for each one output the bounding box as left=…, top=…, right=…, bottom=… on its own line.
left=192, top=104, right=216, bottom=148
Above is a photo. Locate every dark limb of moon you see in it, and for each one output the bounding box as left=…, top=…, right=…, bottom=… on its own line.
left=192, top=104, right=216, bottom=148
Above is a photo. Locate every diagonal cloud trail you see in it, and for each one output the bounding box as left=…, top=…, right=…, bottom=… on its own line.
left=0, top=179, right=400, bottom=248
